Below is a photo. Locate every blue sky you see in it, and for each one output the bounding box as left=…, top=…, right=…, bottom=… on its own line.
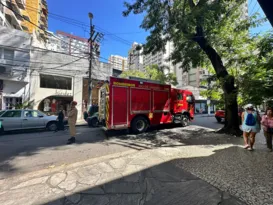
left=47, top=0, right=272, bottom=62
left=47, top=0, right=148, bottom=62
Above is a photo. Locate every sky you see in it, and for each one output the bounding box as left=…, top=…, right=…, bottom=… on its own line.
left=47, top=0, right=148, bottom=62
left=47, top=0, right=272, bottom=62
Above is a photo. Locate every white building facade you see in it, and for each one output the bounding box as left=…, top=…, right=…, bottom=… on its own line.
left=108, top=55, right=128, bottom=71
left=128, top=42, right=143, bottom=71
left=27, top=49, right=112, bottom=120
left=0, top=26, right=31, bottom=110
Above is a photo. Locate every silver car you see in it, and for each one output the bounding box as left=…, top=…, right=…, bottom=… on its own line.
left=0, top=109, right=58, bottom=134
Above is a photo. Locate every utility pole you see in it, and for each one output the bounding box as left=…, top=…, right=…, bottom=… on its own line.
left=88, top=12, right=94, bottom=106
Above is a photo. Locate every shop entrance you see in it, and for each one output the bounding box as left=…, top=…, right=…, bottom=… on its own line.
left=38, top=96, right=73, bottom=116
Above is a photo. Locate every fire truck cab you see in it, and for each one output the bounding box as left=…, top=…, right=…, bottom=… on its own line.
left=98, top=77, right=195, bottom=134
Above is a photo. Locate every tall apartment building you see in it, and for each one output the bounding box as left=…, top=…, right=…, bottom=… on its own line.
left=108, top=55, right=128, bottom=71
left=128, top=42, right=143, bottom=71
left=0, top=0, right=31, bottom=31
left=23, top=0, right=48, bottom=42
left=56, top=31, right=90, bottom=55
left=143, top=41, right=175, bottom=73
left=48, top=31, right=100, bottom=58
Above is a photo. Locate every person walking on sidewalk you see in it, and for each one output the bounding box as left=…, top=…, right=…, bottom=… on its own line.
left=55, top=106, right=65, bottom=132
left=67, top=101, right=78, bottom=144
left=261, top=107, right=273, bottom=152
left=241, top=104, right=261, bottom=151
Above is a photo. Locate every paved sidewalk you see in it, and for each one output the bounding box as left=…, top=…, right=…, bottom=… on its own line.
left=0, top=145, right=245, bottom=205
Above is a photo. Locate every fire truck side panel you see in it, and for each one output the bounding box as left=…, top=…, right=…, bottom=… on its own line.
left=130, top=88, right=151, bottom=113
left=111, top=86, right=129, bottom=129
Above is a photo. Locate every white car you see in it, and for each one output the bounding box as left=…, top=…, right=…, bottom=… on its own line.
left=0, top=109, right=58, bottom=134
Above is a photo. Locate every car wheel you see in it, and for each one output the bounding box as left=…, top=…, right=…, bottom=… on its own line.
left=47, top=122, right=57, bottom=131
left=181, top=115, right=189, bottom=127
left=88, top=118, right=98, bottom=127
left=131, top=116, right=148, bottom=134
left=216, top=117, right=222, bottom=123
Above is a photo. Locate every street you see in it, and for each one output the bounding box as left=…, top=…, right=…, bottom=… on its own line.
left=0, top=115, right=220, bottom=179
left=1, top=115, right=273, bottom=205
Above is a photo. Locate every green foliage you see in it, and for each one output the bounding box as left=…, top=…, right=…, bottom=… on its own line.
left=123, top=0, right=248, bottom=72
left=120, top=65, right=178, bottom=85
left=123, top=0, right=272, bottom=111
left=13, top=100, right=34, bottom=109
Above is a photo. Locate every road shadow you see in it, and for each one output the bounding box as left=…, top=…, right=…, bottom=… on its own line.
left=38, top=147, right=256, bottom=205
left=106, top=125, right=241, bottom=150
left=0, top=123, right=243, bottom=179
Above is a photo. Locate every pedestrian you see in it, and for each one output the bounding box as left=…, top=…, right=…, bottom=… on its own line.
left=55, top=106, right=65, bottom=132
left=261, top=107, right=273, bottom=152
left=241, top=104, right=261, bottom=151
left=67, top=101, right=78, bottom=144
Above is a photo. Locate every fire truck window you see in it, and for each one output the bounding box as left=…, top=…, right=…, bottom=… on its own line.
left=177, top=93, right=183, bottom=100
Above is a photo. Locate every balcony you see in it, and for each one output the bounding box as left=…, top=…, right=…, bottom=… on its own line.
left=0, top=59, right=28, bottom=83
left=4, top=8, right=23, bottom=30
left=6, top=0, right=21, bottom=17
left=21, top=9, right=30, bottom=21
left=15, top=0, right=25, bottom=9
left=40, top=12, right=46, bottom=23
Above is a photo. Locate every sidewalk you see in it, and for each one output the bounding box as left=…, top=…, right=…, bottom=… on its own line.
left=76, top=119, right=87, bottom=126
left=0, top=146, right=245, bottom=205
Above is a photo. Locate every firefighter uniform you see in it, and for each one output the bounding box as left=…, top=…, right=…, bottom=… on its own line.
left=68, top=107, right=78, bottom=137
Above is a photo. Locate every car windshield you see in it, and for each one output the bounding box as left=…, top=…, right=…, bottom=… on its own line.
left=0, top=111, right=5, bottom=117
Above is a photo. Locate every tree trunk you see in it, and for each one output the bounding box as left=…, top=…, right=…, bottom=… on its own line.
left=193, top=29, right=241, bottom=136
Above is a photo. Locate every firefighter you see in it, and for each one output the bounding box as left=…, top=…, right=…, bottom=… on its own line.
left=67, top=101, right=78, bottom=144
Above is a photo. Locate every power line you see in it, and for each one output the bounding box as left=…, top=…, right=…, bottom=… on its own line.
left=1, top=43, right=129, bottom=69
left=250, top=1, right=259, bottom=15
left=24, top=4, right=134, bottom=46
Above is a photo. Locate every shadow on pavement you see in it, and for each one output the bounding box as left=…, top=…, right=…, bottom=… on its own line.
left=41, top=147, right=250, bottom=205
left=0, top=124, right=239, bottom=179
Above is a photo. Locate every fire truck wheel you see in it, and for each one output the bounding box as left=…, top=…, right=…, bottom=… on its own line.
left=181, top=115, right=189, bottom=127
left=132, top=116, right=148, bottom=134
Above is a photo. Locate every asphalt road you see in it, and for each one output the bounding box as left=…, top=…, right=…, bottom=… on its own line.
left=192, top=114, right=223, bottom=130
left=0, top=116, right=222, bottom=179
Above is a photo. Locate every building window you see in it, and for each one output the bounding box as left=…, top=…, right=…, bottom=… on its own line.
left=40, top=74, right=72, bottom=90
left=4, top=97, right=22, bottom=110
left=3, top=49, right=14, bottom=60
left=2, top=110, right=22, bottom=118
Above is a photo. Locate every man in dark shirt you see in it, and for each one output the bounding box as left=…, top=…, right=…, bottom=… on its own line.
left=55, top=106, right=65, bottom=132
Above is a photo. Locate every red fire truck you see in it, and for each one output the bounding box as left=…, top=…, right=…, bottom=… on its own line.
left=98, top=77, right=195, bottom=133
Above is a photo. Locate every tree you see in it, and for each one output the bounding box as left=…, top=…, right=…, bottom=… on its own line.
left=123, top=0, right=258, bottom=135
left=199, top=29, right=273, bottom=109
left=120, top=65, right=178, bottom=85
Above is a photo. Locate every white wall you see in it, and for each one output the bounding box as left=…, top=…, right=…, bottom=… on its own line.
left=0, top=25, right=31, bottom=83
left=28, top=50, right=112, bottom=120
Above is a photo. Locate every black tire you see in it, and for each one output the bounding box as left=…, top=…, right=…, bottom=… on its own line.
left=88, top=118, right=98, bottom=127
left=216, top=117, right=222, bottom=123
left=181, top=115, right=189, bottom=127
left=47, top=122, right=58, bottom=131
left=131, top=116, right=148, bottom=134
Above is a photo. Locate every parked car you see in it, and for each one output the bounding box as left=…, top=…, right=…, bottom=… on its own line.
left=215, top=108, right=244, bottom=123
left=0, top=109, right=59, bottom=134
